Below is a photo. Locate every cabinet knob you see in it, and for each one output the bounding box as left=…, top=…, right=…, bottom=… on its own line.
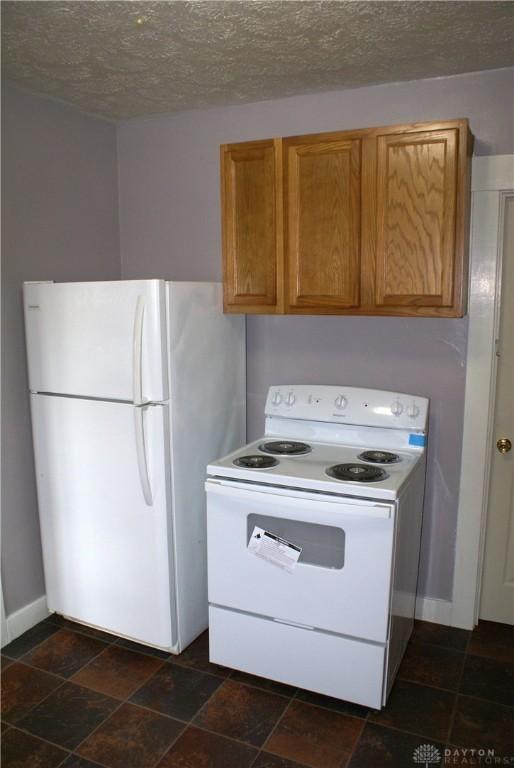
left=497, top=438, right=512, bottom=454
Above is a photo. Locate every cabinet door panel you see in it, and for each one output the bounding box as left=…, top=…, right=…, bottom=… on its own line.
left=222, top=140, right=282, bottom=312
left=285, top=137, right=361, bottom=311
left=375, top=129, right=458, bottom=308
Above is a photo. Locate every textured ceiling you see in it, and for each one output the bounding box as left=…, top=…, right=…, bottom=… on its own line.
left=2, top=1, right=514, bottom=120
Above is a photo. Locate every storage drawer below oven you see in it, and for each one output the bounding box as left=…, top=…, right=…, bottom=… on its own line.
left=209, top=605, right=386, bottom=709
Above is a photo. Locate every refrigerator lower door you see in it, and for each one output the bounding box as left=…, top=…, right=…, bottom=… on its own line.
left=31, top=394, right=176, bottom=649
left=24, top=280, right=168, bottom=403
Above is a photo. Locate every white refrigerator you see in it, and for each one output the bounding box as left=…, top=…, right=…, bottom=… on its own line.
left=23, top=280, right=245, bottom=652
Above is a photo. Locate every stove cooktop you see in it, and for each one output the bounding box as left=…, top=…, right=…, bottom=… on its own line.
left=208, top=438, right=422, bottom=501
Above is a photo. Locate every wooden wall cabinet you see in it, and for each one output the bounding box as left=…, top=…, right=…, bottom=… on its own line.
left=221, top=139, right=283, bottom=313
left=221, top=119, right=473, bottom=317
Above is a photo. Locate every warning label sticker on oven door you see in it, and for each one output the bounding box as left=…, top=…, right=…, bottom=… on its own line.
left=248, top=526, right=302, bottom=573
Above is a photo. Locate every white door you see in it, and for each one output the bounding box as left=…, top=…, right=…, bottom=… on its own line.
left=207, top=481, right=395, bottom=642
left=24, top=280, right=168, bottom=403
left=480, top=196, right=514, bottom=625
left=31, top=394, right=175, bottom=648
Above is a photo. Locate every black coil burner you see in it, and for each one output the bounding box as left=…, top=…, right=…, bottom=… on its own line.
left=259, top=441, right=311, bottom=456
left=326, top=463, right=388, bottom=483
left=358, top=450, right=401, bottom=465
left=234, top=455, right=279, bottom=469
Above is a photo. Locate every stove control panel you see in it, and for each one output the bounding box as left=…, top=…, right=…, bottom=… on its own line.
left=265, top=385, right=429, bottom=432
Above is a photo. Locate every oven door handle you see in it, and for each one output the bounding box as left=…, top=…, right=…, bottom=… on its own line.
left=205, top=479, right=392, bottom=519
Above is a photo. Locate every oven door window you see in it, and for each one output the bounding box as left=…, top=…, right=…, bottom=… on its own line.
left=247, top=513, right=345, bottom=569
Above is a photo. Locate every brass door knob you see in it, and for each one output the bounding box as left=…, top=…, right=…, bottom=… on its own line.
left=497, top=438, right=512, bottom=454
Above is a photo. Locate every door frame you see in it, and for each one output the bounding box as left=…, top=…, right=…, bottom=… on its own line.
left=450, top=155, right=514, bottom=629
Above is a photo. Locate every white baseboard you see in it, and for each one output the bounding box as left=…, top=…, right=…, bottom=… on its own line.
left=2, top=595, right=49, bottom=647
left=415, top=596, right=453, bottom=625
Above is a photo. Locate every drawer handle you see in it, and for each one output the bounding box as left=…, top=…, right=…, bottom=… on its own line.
left=273, top=618, right=314, bottom=631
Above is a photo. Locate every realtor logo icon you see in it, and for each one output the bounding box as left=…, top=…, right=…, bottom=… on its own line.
left=413, top=743, right=441, bottom=767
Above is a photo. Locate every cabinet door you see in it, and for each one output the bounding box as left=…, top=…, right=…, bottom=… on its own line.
left=221, top=139, right=283, bottom=313
left=285, top=135, right=361, bottom=312
left=374, top=127, right=459, bottom=311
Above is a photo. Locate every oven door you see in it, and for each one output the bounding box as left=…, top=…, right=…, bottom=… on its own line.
left=206, top=479, right=395, bottom=643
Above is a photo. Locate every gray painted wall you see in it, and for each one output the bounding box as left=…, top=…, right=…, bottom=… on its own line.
left=1, top=83, right=121, bottom=614
left=118, top=67, right=514, bottom=601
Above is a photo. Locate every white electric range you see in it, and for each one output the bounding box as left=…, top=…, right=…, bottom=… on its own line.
left=206, top=385, right=429, bottom=709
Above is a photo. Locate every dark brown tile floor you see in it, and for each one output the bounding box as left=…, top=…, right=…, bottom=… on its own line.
left=1, top=616, right=513, bottom=768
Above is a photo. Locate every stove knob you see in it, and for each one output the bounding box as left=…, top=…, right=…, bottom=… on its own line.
left=407, top=402, right=420, bottom=419
left=391, top=400, right=403, bottom=416
left=334, top=395, right=347, bottom=410
left=285, top=391, right=296, bottom=406
left=272, top=391, right=282, bottom=406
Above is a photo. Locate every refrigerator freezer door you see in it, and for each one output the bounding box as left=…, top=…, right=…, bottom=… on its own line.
left=31, top=394, right=176, bottom=649
left=24, top=280, right=168, bottom=402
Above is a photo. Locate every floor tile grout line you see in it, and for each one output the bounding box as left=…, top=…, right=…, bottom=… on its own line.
left=2, top=723, right=73, bottom=760
left=103, top=689, right=293, bottom=757
left=4, top=675, right=69, bottom=731
left=259, top=696, right=295, bottom=756
left=114, top=636, right=171, bottom=662
left=189, top=719, right=285, bottom=753
left=185, top=675, right=296, bottom=755
left=122, top=653, right=227, bottom=724
left=342, top=715, right=367, bottom=768
left=250, top=739, right=315, bottom=768
left=453, top=690, right=514, bottom=711
left=464, top=626, right=473, bottom=655
left=187, top=673, right=240, bottom=732
left=17, top=628, right=113, bottom=679
left=145, top=724, right=188, bottom=768
left=396, top=673, right=462, bottom=695
left=66, top=754, right=108, bottom=768
left=167, top=659, right=229, bottom=680
left=227, top=668, right=297, bottom=699
left=466, top=649, right=514, bottom=664
left=291, top=688, right=370, bottom=723
left=9, top=628, right=171, bottom=692
left=45, top=615, right=119, bottom=646
left=248, top=750, right=262, bottom=768
left=3, top=656, right=71, bottom=685
left=55, top=750, right=72, bottom=768
left=3, top=624, right=62, bottom=662
left=411, top=627, right=471, bottom=654
left=446, top=637, right=472, bottom=744
left=89, top=696, right=191, bottom=729
left=66, top=697, right=127, bottom=762
left=405, top=639, right=468, bottom=660
left=69, top=647, right=168, bottom=697
left=355, top=718, right=451, bottom=745
left=6, top=644, right=127, bottom=761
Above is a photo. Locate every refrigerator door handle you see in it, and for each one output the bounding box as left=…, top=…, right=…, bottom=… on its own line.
left=133, top=295, right=145, bottom=406
left=134, top=405, right=153, bottom=506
